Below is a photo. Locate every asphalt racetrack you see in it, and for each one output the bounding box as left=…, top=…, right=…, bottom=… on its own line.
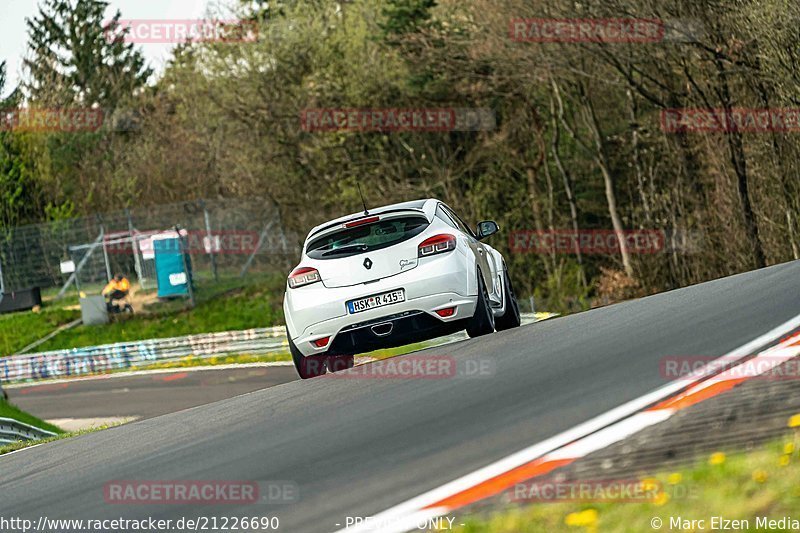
left=3, top=260, right=800, bottom=533
left=10, top=365, right=298, bottom=422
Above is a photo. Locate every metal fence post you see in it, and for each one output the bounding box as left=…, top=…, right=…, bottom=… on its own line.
left=99, top=224, right=112, bottom=282
left=202, top=201, right=218, bottom=282
left=176, top=226, right=195, bottom=308
left=127, top=209, right=144, bottom=287
left=57, top=232, right=104, bottom=298
left=240, top=219, right=275, bottom=277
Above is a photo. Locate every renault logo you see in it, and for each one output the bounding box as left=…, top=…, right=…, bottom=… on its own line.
left=363, top=258, right=373, bottom=270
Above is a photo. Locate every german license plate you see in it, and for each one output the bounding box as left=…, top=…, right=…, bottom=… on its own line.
left=347, top=289, right=405, bottom=314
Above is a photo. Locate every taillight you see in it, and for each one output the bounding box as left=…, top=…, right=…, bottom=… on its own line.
left=311, top=336, right=330, bottom=348
left=418, top=234, right=456, bottom=257
left=345, top=216, right=379, bottom=228
left=435, top=307, right=456, bottom=317
left=288, top=267, right=321, bottom=288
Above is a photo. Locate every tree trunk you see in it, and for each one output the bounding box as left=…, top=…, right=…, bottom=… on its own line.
left=524, top=107, right=554, bottom=277
left=714, top=58, right=766, bottom=269
left=550, top=81, right=587, bottom=287
left=581, top=92, right=634, bottom=277
left=627, top=88, right=651, bottom=225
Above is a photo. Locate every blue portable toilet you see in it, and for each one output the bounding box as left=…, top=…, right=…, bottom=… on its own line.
left=153, top=233, right=192, bottom=298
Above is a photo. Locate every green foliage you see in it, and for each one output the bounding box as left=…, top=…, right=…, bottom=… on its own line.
left=11, top=0, right=154, bottom=220
left=0, top=399, right=64, bottom=434
left=44, top=200, right=76, bottom=222
left=34, top=278, right=286, bottom=352
left=534, top=260, right=591, bottom=315
left=380, top=0, right=438, bottom=37
left=0, top=63, right=43, bottom=228
left=1, top=0, right=799, bottom=310
left=24, top=0, right=151, bottom=107
left=0, top=307, right=80, bottom=356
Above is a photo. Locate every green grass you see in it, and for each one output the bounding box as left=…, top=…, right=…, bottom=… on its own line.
left=0, top=307, right=81, bottom=356
left=2, top=270, right=483, bottom=374
left=0, top=399, right=64, bottom=434
left=1, top=276, right=287, bottom=357
left=456, top=430, right=800, bottom=533
left=129, top=352, right=292, bottom=370
left=0, top=422, right=120, bottom=456
left=31, top=276, right=285, bottom=352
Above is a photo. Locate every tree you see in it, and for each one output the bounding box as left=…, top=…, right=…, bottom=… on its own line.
left=0, top=61, right=44, bottom=227
left=17, top=0, right=153, bottom=215
left=380, top=0, right=438, bottom=37
left=23, top=0, right=151, bottom=108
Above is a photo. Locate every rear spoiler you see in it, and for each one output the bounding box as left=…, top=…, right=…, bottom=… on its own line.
left=307, top=208, right=430, bottom=240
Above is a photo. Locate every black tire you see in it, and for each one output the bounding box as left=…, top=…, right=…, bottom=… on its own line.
left=495, top=269, right=521, bottom=331
left=328, top=354, right=355, bottom=373
left=466, top=271, right=495, bottom=338
left=289, top=336, right=327, bottom=379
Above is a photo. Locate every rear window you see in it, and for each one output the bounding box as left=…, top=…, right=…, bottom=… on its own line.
left=306, top=215, right=429, bottom=259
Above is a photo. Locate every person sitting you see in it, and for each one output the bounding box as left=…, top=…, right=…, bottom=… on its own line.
left=102, top=274, right=131, bottom=309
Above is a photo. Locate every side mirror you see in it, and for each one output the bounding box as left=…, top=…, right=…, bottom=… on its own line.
left=476, top=220, right=499, bottom=240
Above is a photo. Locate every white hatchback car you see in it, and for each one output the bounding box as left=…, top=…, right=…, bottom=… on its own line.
left=283, top=198, right=521, bottom=378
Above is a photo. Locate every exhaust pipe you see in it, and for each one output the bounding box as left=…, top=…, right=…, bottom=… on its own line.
left=370, top=322, right=394, bottom=337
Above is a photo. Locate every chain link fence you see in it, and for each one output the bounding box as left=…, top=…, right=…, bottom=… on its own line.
left=0, top=198, right=299, bottom=303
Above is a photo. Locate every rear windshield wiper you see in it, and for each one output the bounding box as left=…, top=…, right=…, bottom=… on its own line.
left=320, top=244, right=369, bottom=257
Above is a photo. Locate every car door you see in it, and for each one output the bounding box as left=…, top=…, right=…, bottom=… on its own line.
left=440, top=205, right=499, bottom=302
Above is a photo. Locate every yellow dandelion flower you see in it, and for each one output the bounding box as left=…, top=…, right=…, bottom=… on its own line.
left=653, top=491, right=671, bottom=506
left=640, top=478, right=659, bottom=492
left=565, top=509, right=598, bottom=527
left=709, top=452, right=726, bottom=465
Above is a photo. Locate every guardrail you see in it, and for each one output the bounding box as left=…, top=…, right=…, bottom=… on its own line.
left=0, top=417, right=57, bottom=444
left=0, top=312, right=554, bottom=385
left=1, top=327, right=289, bottom=384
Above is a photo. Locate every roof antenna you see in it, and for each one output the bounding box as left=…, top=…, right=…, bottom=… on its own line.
left=357, top=181, right=369, bottom=215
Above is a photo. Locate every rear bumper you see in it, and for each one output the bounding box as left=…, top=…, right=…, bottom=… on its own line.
left=328, top=310, right=470, bottom=355
left=284, top=251, right=477, bottom=356
left=287, top=291, right=477, bottom=357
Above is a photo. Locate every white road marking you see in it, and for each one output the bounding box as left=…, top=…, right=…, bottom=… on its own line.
left=1, top=443, right=44, bottom=458
left=336, top=311, right=800, bottom=533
